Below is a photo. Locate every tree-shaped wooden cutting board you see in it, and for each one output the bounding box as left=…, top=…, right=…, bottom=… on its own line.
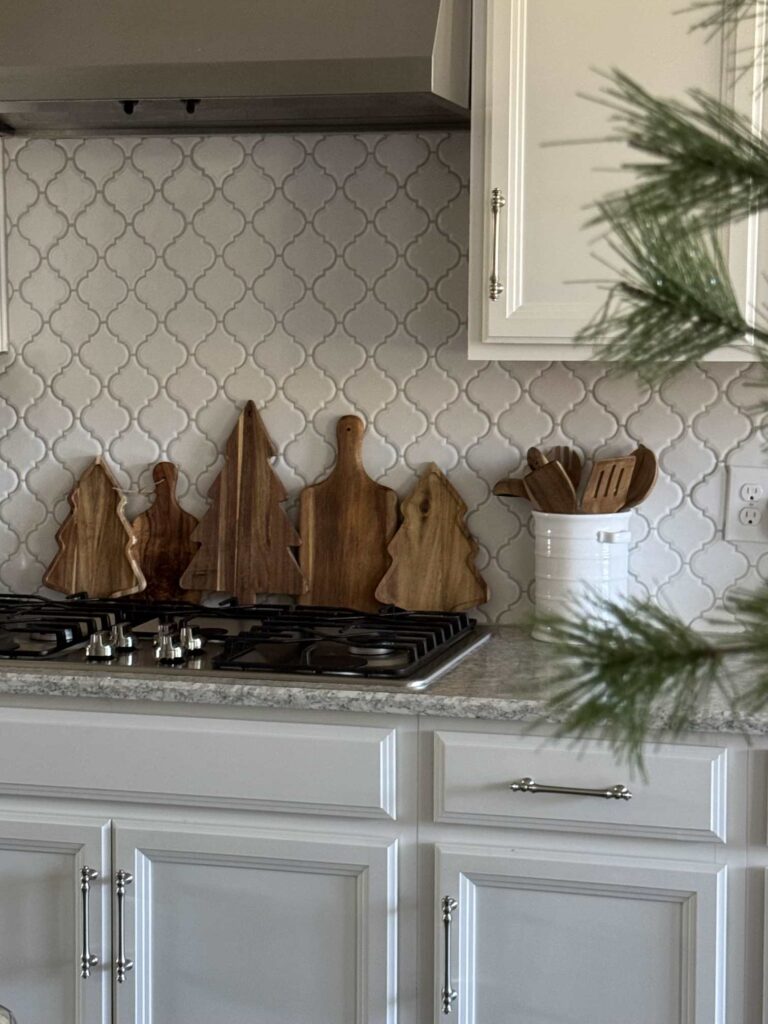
left=180, top=402, right=307, bottom=604
left=44, top=457, right=146, bottom=598
left=131, top=462, right=201, bottom=602
left=299, top=415, right=398, bottom=612
left=375, top=463, right=488, bottom=612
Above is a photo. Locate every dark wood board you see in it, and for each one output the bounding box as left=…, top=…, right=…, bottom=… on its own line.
left=180, top=402, right=307, bottom=603
left=131, top=462, right=201, bottom=602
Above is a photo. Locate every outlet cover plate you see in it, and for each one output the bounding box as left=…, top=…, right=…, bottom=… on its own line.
left=725, top=465, right=768, bottom=543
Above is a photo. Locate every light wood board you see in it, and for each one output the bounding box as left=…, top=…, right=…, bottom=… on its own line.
left=44, top=457, right=146, bottom=598
left=298, top=415, right=398, bottom=612
left=375, top=463, right=488, bottom=612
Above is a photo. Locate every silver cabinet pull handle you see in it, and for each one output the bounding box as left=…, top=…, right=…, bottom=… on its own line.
left=440, top=895, right=458, bottom=1014
left=115, top=869, right=134, bottom=983
left=489, top=187, right=505, bottom=300
left=79, top=866, right=99, bottom=979
left=510, top=777, right=632, bottom=800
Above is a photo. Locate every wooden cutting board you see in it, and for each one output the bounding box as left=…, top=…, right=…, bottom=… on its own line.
left=44, top=457, right=146, bottom=599
left=299, top=415, right=398, bottom=612
left=180, top=402, right=307, bottom=603
left=375, top=464, right=488, bottom=612
left=132, top=462, right=201, bottom=603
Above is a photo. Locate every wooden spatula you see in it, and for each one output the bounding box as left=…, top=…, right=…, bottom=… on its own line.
left=621, top=445, right=658, bottom=510
left=581, top=456, right=636, bottom=514
left=523, top=461, right=578, bottom=514
left=545, top=446, right=582, bottom=492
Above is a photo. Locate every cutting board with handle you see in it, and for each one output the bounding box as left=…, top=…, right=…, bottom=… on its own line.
left=44, top=457, right=146, bottom=599
left=299, top=415, right=398, bottom=612
left=132, top=462, right=201, bottom=602
left=375, top=464, right=488, bottom=612
left=180, top=402, right=307, bottom=603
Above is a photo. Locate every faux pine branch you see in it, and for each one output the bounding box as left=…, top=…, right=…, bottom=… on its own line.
left=591, top=71, right=768, bottom=231
left=687, top=0, right=766, bottom=29
left=576, top=207, right=767, bottom=379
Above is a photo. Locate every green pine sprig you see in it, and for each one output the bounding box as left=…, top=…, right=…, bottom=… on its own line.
left=686, top=0, right=765, bottom=30
left=589, top=71, right=768, bottom=231
left=576, top=206, right=767, bottom=380
left=539, top=595, right=748, bottom=773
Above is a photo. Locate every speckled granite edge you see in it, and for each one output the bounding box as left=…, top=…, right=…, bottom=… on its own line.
left=0, top=628, right=761, bottom=736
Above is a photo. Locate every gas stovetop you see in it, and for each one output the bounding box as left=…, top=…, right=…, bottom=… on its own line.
left=0, top=596, right=490, bottom=690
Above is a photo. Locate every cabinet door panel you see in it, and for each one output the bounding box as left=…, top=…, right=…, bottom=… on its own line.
left=0, top=817, right=110, bottom=1024
left=468, top=0, right=758, bottom=360
left=436, top=846, right=725, bottom=1024
left=114, top=824, right=397, bottom=1024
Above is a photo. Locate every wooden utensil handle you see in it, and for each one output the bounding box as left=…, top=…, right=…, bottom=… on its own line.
left=336, top=415, right=365, bottom=470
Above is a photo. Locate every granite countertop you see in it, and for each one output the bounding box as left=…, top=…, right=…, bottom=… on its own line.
left=0, top=626, right=759, bottom=736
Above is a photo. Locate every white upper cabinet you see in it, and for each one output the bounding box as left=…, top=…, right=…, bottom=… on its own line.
left=468, top=0, right=762, bottom=361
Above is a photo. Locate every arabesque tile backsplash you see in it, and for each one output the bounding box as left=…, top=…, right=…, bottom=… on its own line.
left=0, top=130, right=764, bottom=626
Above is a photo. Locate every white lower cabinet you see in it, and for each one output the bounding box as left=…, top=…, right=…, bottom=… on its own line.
left=0, top=816, right=111, bottom=1024
left=435, top=846, right=725, bottom=1024
left=112, top=824, right=397, bottom=1024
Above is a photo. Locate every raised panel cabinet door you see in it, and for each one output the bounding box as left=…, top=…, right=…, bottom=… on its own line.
left=113, top=823, right=397, bottom=1024
left=468, top=0, right=759, bottom=361
left=0, top=816, right=111, bottom=1024
left=435, top=845, right=725, bottom=1024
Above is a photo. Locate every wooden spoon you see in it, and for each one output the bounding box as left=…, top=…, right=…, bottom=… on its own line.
left=581, top=456, right=636, bottom=514
left=493, top=478, right=527, bottom=498
left=523, top=461, right=578, bottom=514
left=545, top=446, right=582, bottom=492
left=527, top=446, right=549, bottom=471
left=621, top=445, right=658, bottom=510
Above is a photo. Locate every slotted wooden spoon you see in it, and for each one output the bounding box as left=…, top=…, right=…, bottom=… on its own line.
left=581, top=456, right=636, bottom=514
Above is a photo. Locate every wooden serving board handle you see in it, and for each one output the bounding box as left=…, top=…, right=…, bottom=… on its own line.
left=44, top=457, right=146, bottom=599
left=131, top=462, right=201, bottom=603
left=299, top=415, right=398, bottom=612
left=375, top=464, right=488, bottom=612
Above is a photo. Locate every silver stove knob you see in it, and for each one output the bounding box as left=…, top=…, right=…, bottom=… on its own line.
left=154, top=624, right=185, bottom=664
left=178, top=625, right=203, bottom=653
left=86, top=631, right=114, bottom=659
left=111, top=623, right=137, bottom=651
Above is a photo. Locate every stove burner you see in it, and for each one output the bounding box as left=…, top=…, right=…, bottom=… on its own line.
left=0, top=596, right=487, bottom=687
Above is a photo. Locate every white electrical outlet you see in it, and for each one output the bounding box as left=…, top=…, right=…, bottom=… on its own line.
left=725, top=466, right=768, bottom=542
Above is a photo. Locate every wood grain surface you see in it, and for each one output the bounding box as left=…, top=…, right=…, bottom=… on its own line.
left=180, top=402, right=307, bottom=603
left=298, top=415, right=398, bottom=612
left=44, top=457, right=146, bottom=598
left=581, top=456, right=636, bottom=514
left=131, top=462, right=201, bottom=602
left=523, top=461, right=578, bottom=514
left=375, top=463, right=488, bottom=612
left=622, top=445, right=658, bottom=510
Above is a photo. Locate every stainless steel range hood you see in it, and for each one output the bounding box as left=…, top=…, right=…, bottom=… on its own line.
left=0, top=0, right=470, bottom=135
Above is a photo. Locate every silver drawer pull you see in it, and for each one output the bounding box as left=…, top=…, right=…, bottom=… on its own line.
left=440, top=895, right=458, bottom=1014
left=489, top=187, right=505, bottom=300
left=79, top=866, right=99, bottom=979
left=115, top=869, right=134, bottom=983
left=510, top=777, right=632, bottom=800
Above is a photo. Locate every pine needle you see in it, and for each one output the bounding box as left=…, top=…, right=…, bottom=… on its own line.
left=539, top=596, right=744, bottom=774
left=590, top=71, right=768, bottom=230
left=686, top=0, right=765, bottom=30
left=577, top=206, right=767, bottom=380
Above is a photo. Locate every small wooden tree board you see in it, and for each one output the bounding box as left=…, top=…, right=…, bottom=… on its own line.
left=44, top=457, right=146, bottom=599
left=375, top=463, right=488, bottom=612
left=180, top=402, right=307, bottom=603
left=298, top=415, right=398, bottom=612
left=131, top=462, right=201, bottom=603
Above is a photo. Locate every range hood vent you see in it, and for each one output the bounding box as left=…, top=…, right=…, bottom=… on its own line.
left=0, top=0, right=470, bottom=134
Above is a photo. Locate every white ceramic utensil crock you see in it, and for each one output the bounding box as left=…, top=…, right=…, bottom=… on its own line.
left=531, top=511, right=633, bottom=641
